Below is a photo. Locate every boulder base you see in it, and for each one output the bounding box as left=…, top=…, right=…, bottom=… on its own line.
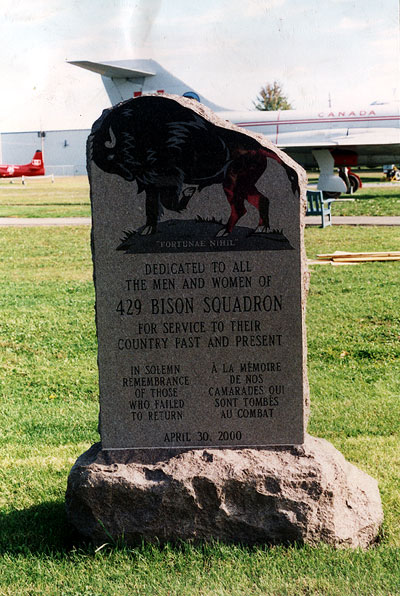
left=66, top=434, right=382, bottom=548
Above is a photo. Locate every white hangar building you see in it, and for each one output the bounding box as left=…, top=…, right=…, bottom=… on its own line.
left=0, top=129, right=89, bottom=176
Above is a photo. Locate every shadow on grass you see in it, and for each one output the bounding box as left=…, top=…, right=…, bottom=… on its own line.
left=0, top=501, right=270, bottom=560
left=0, top=501, right=81, bottom=555
left=351, top=193, right=398, bottom=201
left=0, top=497, right=385, bottom=557
left=0, top=499, right=305, bottom=557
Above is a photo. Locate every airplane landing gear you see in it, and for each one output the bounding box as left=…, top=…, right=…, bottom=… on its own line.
left=339, top=166, right=362, bottom=194
left=312, top=150, right=362, bottom=198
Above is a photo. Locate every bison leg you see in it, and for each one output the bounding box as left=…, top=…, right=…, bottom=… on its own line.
left=217, top=196, right=247, bottom=237
left=217, top=173, right=247, bottom=237
left=246, top=191, right=270, bottom=233
left=218, top=150, right=271, bottom=236
left=141, top=187, right=159, bottom=235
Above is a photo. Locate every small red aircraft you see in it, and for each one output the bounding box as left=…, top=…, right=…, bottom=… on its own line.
left=0, top=150, right=45, bottom=178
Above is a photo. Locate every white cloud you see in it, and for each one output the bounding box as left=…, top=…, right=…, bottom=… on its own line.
left=240, top=0, right=285, bottom=16
left=121, top=0, right=162, bottom=48
left=157, top=7, right=225, bottom=27
left=1, top=0, right=399, bottom=131
left=3, top=0, right=65, bottom=23
left=338, top=16, right=369, bottom=30
left=370, top=26, right=400, bottom=57
left=157, top=1, right=286, bottom=27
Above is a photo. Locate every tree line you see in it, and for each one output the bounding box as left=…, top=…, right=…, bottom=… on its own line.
left=254, top=81, right=292, bottom=111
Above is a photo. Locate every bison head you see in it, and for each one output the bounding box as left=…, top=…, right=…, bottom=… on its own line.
left=90, top=108, right=145, bottom=183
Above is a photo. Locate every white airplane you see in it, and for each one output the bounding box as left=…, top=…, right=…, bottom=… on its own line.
left=70, top=59, right=400, bottom=195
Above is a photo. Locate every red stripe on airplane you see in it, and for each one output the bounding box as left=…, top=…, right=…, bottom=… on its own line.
left=237, top=116, right=400, bottom=127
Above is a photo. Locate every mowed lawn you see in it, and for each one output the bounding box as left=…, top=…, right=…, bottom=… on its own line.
left=0, top=176, right=90, bottom=218
left=0, top=174, right=399, bottom=218
left=0, top=223, right=399, bottom=594
left=331, top=186, right=400, bottom=217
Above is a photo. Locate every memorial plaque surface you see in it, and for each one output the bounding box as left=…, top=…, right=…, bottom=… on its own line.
left=88, top=95, right=307, bottom=449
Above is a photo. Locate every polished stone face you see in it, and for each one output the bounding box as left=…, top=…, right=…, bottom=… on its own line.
left=88, top=94, right=307, bottom=449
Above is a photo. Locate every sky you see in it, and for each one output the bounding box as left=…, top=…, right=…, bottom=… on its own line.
left=0, top=0, right=399, bottom=132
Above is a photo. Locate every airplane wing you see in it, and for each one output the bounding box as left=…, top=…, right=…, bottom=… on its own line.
left=280, top=128, right=400, bottom=149
left=277, top=128, right=400, bottom=168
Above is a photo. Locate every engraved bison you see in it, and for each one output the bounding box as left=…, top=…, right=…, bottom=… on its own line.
left=89, top=96, right=299, bottom=236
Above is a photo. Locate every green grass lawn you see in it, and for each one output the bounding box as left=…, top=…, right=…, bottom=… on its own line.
left=0, top=174, right=399, bottom=218
left=0, top=226, right=399, bottom=595
left=0, top=176, right=90, bottom=218
left=331, top=187, right=400, bottom=217
left=307, top=169, right=400, bottom=217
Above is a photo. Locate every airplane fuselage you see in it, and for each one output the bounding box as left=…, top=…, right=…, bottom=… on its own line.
left=222, top=104, right=400, bottom=168
left=0, top=150, right=45, bottom=178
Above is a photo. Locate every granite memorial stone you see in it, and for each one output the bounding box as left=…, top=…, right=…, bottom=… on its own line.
left=66, top=95, right=383, bottom=547
left=88, top=94, right=308, bottom=450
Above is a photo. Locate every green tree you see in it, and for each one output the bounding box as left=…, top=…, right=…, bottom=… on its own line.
left=253, top=81, right=293, bottom=111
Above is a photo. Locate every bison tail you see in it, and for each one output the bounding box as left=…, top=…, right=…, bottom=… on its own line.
left=262, top=149, right=300, bottom=198
left=284, top=164, right=300, bottom=198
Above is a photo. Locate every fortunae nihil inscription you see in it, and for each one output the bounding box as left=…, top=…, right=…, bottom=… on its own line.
left=88, top=94, right=307, bottom=449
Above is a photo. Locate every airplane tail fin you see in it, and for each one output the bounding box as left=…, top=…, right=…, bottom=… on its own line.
left=69, top=59, right=226, bottom=111
left=29, top=150, right=45, bottom=175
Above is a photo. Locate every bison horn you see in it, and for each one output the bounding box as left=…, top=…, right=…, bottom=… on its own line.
left=104, top=126, right=117, bottom=149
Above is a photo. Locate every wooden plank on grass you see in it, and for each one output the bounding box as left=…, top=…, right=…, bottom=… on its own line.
left=317, top=251, right=400, bottom=262
left=331, top=256, right=400, bottom=262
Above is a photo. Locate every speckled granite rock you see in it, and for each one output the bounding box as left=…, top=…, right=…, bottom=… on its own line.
left=66, top=434, right=382, bottom=548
